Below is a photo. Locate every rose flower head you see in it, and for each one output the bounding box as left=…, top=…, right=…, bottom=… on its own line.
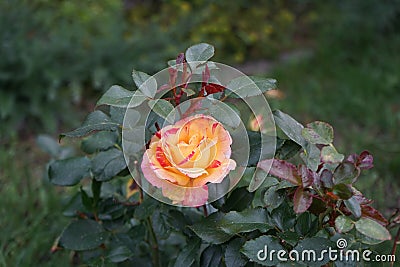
left=141, top=114, right=236, bottom=207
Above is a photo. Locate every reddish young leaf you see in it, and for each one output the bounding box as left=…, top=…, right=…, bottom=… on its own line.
left=293, top=187, right=313, bottom=214
left=352, top=189, right=373, bottom=205
left=319, top=169, right=334, bottom=188
left=176, top=53, right=185, bottom=64
left=168, top=67, right=177, bottom=86
left=361, top=205, right=388, bottom=226
left=204, top=83, right=226, bottom=95
left=358, top=151, right=373, bottom=170
left=346, top=154, right=358, bottom=164
left=202, top=64, right=210, bottom=83
left=258, top=159, right=301, bottom=186
left=346, top=151, right=374, bottom=170
left=298, top=165, right=315, bottom=187
left=326, top=191, right=340, bottom=201
left=332, top=183, right=353, bottom=200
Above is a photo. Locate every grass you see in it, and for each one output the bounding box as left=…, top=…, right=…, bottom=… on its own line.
left=0, top=138, right=70, bottom=266
left=268, top=35, right=400, bottom=214
left=1, top=2, right=399, bottom=264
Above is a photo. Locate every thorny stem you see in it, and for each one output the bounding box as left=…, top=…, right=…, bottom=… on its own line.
left=219, top=94, right=228, bottom=102
left=202, top=204, right=208, bottom=217
left=133, top=160, right=143, bottom=203
left=319, top=207, right=332, bottom=229
left=146, top=217, right=160, bottom=267
left=91, top=179, right=102, bottom=221
left=390, top=226, right=400, bottom=267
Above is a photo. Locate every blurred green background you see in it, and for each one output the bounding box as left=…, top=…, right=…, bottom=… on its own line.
left=1, top=0, right=399, bottom=265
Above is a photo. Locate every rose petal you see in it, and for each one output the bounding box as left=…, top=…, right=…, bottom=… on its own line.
left=192, top=159, right=236, bottom=186
left=182, top=185, right=209, bottom=207
left=141, top=114, right=237, bottom=207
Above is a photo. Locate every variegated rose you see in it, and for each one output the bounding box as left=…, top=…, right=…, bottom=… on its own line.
left=141, top=114, right=236, bottom=206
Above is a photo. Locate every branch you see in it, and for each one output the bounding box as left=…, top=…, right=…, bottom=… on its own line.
left=146, top=217, right=160, bottom=267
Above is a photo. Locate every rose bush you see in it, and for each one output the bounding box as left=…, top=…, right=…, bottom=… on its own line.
left=142, top=114, right=236, bottom=207
left=43, top=43, right=399, bottom=266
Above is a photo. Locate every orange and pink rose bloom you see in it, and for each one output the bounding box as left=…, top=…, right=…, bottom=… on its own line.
left=141, top=114, right=236, bottom=206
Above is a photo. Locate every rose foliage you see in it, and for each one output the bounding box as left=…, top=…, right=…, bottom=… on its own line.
left=43, top=43, right=398, bottom=266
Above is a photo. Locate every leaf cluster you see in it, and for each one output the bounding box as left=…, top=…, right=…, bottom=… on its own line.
left=42, top=43, right=396, bottom=266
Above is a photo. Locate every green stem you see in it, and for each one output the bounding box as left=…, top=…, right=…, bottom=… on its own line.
left=390, top=226, right=400, bottom=267
left=202, top=204, right=208, bottom=217
left=146, top=217, right=160, bottom=267
left=91, top=179, right=102, bottom=217
left=319, top=207, right=332, bottom=229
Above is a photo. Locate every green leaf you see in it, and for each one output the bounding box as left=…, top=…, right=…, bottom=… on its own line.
left=168, top=59, right=183, bottom=69
left=263, top=185, right=285, bottom=210
left=221, top=187, right=254, bottom=212
left=109, top=106, right=125, bottom=124
left=190, top=209, right=271, bottom=244
left=185, top=43, right=214, bottom=69
left=334, top=162, right=358, bottom=184
left=361, top=205, right=388, bottom=226
left=295, top=212, right=316, bottom=237
left=200, top=245, right=222, bottom=267
left=121, top=108, right=144, bottom=154
left=355, top=232, right=386, bottom=245
left=132, top=70, right=157, bottom=98
left=96, top=85, right=134, bottom=107
left=275, top=139, right=301, bottom=160
left=225, top=76, right=276, bottom=98
left=225, top=238, right=247, bottom=267
left=134, top=197, right=158, bottom=220
left=148, top=99, right=174, bottom=122
left=277, top=231, right=301, bottom=247
left=48, top=157, right=91, bottom=186
left=241, top=235, right=284, bottom=266
left=355, top=217, right=391, bottom=242
left=245, top=130, right=262, bottom=167
left=270, top=202, right=296, bottom=231
left=344, top=196, right=361, bottom=218
left=174, top=238, right=201, bottom=267
left=36, top=134, right=60, bottom=157
left=59, top=219, right=108, bottom=251
left=321, top=145, right=344, bottom=163
left=182, top=87, right=196, bottom=96
left=81, top=131, right=118, bottom=154
left=219, top=208, right=271, bottom=235
left=293, top=187, right=313, bottom=214
left=273, top=110, right=307, bottom=147
left=107, top=246, right=132, bottom=263
left=61, top=111, right=119, bottom=139
left=98, top=197, right=125, bottom=221
left=151, top=210, right=170, bottom=240
left=207, top=100, right=241, bottom=129
left=91, top=148, right=126, bottom=181
left=122, top=126, right=145, bottom=154
left=235, top=167, right=255, bottom=188
left=335, top=215, right=354, bottom=233
left=300, top=142, right=320, bottom=172
left=332, top=183, right=353, bottom=200
left=248, top=167, right=270, bottom=192
left=301, top=121, right=334, bottom=145
left=80, top=187, right=93, bottom=212
left=276, top=180, right=297, bottom=190
left=129, top=90, right=148, bottom=108
left=293, top=237, right=334, bottom=266
left=189, top=213, right=232, bottom=244
left=320, top=169, right=334, bottom=188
